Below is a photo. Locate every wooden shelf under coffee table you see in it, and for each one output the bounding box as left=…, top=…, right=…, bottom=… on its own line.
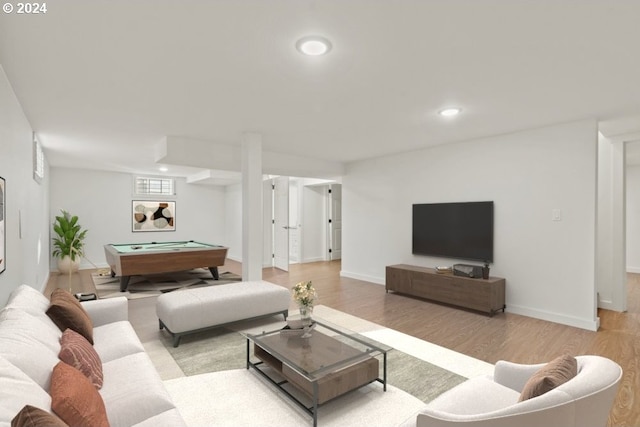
left=245, top=319, right=392, bottom=427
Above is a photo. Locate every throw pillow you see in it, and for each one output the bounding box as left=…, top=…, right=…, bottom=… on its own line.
left=59, top=329, right=104, bottom=389
left=11, top=405, right=68, bottom=427
left=46, top=289, right=94, bottom=345
left=50, top=362, right=110, bottom=427
left=518, top=354, right=578, bottom=402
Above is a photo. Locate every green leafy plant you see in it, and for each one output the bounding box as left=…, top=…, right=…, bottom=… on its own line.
left=52, top=210, right=87, bottom=261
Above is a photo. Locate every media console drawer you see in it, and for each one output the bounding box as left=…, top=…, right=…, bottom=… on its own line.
left=385, top=264, right=505, bottom=316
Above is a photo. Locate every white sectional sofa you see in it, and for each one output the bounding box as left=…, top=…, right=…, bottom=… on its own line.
left=0, top=284, right=186, bottom=427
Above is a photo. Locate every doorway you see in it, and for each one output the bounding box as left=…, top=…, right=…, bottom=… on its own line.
left=264, top=178, right=342, bottom=271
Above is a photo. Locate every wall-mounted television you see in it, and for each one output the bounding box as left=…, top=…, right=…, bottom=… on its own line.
left=412, top=201, right=494, bottom=263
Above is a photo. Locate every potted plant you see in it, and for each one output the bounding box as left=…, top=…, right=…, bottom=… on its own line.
left=52, top=209, right=88, bottom=274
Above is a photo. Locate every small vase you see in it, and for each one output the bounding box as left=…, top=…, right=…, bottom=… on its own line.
left=299, top=304, right=313, bottom=326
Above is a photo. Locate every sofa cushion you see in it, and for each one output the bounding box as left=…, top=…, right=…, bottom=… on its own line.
left=92, top=321, right=145, bottom=363
left=130, top=408, right=187, bottom=427
left=0, top=357, right=51, bottom=426
left=519, top=354, right=577, bottom=402
left=59, top=329, right=103, bottom=389
left=0, top=307, right=62, bottom=353
left=46, top=289, right=94, bottom=345
left=0, top=311, right=60, bottom=390
left=5, top=285, right=51, bottom=319
left=50, top=362, right=110, bottom=427
left=100, top=353, right=176, bottom=427
left=11, top=405, right=68, bottom=427
left=427, top=376, right=520, bottom=415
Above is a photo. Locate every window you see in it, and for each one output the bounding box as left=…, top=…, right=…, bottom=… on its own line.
left=134, top=176, right=175, bottom=196
left=33, top=134, right=44, bottom=184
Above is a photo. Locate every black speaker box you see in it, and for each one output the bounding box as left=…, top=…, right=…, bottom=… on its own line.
left=453, top=264, right=484, bottom=279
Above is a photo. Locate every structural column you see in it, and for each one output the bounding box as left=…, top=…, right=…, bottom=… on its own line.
left=241, top=133, right=263, bottom=281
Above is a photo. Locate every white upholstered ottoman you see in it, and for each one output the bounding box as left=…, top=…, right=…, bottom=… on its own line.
left=156, top=280, right=290, bottom=347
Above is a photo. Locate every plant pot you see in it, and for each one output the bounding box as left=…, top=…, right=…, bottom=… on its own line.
left=58, top=256, right=80, bottom=275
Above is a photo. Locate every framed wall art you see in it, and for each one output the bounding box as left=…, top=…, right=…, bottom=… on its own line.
left=0, top=176, right=5, bottom=274
left=132, top=200, right=176, bottom=232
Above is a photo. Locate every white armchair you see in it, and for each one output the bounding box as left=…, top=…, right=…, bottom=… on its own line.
left=400, top=355, right=622, bottom=427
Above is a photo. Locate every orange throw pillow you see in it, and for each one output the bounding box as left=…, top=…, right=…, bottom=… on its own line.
left=59, top=328, right=103, bottom=389
left=46, top=289, right=94, bottom=344
left=519, top=354, right=578, bottom=402
left=50, top=362, right=110, bottom=427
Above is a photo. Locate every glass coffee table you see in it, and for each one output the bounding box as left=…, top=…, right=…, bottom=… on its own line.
left=245, top=318, right=392, bottom=426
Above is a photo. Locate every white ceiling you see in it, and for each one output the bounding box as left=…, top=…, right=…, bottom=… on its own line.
left=1, top=0, right=640, bottom=182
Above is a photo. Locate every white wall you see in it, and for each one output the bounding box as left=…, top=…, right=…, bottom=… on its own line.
left=0, top=66, right=51, bottom=305
left=627, top=165, right=640, bottom=272
left=342, top=119, right=599, bottom=330
left=50, top=168, right=227, bottom=270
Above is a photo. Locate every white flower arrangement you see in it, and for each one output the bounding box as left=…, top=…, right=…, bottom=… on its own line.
left=292, top=280, right=317, bottom=307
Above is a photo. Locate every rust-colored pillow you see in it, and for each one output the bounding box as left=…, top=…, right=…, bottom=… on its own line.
left=11, top=405, right=68, bottom=427
left=59, top=328, right=103, bottom=389
left=46, top=289, right=94, bottom=344
left=50, top=362, right=110, bottom=427
left=519, top=354, right=578, bottom=402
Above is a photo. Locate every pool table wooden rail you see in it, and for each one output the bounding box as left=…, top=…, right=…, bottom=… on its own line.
left=104, top=243, right=228, bottom=291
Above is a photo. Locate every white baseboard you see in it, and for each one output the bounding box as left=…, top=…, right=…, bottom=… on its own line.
left=78, top=262, right=109, bottom=271
left=626, top=266, right=640, bottom=274
left=507, top=304, right=599, bottom=331
left=301, top=256, right=326, bottom=263
left=597, top=300, right=617, bottom=311
left=339, top=270, right=385, bottom=285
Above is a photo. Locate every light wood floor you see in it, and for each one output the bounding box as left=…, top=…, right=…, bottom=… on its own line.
left=46, top=260, right=640, bottom=427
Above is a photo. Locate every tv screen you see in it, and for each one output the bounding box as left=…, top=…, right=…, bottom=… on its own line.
left=412, top=201, right=494, bottom=263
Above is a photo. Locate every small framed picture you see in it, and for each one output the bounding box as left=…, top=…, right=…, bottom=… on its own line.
left=132, top=200, right=175, bottom=232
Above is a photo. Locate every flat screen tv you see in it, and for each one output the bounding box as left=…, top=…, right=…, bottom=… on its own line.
left=412, top=201, right=494, bottom=263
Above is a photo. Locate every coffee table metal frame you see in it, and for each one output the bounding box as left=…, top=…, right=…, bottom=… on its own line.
left=245, top=319, right=391, bottom=427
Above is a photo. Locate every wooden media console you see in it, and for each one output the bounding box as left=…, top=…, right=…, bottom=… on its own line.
left=385, top=264, right=506, bottom=316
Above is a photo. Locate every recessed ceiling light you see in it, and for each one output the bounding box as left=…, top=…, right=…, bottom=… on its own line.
left=439, top=108, right=461, bottom=117
left=159, top=167, right=168, bottom=172
left=296, top=36, right=332, bottom=56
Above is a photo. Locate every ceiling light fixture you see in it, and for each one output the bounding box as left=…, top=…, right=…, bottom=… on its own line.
left=159, top=167, right=168, bottom=172
left=439, top=108, right=462, bottom=117
left=296, top=36, right=332, bottom=56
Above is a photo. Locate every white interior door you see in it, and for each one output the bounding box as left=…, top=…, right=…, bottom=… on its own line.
left=288, top=179, right=300, bottom=263
left=329, top=184, right=342, bottom=260
left=273, top=176, right=289, bottom=271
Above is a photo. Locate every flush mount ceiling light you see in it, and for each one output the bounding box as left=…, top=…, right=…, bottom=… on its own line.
left=438, top=107, right=462, bottom=117
left=158, top=166, right=168, bottom=172
left=296, top=36, right=332, bottom=56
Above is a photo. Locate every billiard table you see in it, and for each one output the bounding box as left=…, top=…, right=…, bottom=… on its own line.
left=104, top=241, right=228, bottom=291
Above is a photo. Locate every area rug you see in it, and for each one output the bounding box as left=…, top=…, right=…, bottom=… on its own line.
left=91, top=269, right=242, bottom=299
left=162, top=326, right=467, bottom=404
left=165, top=369, right=426, bottom=427
left=160, top=305, right=493, bottom=420
left=160, top=305, right=494, bottom=426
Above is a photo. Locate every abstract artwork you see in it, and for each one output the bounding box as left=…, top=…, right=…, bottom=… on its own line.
left=0, top=177, right=5, bottom=274
left=132, top=200, right=175, bottom=232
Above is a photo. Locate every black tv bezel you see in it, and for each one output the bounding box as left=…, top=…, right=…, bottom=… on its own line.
left=412, top=201, right=494, bottom=263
